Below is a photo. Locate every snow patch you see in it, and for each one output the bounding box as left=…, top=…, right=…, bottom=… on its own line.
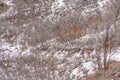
left=82, top=61, right=95, bottom=75
left=71, top=61, right=95, bottom=78
left=98, top=0, right=110, bottom=12
left=3, top=0, right=14, bottom=6
left=51, top=0, right=65, bottom=12
left=72, top=68, right=79, bottom=75
left=110, top=47, right=120, bottom=61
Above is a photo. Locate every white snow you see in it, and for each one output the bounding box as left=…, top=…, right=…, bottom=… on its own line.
left=97, top=0, right=105, bottom=11
left=82, top=61, right=95, bottom=75
left=57, top=0, right=65, bottom=8
left=72, top=68, right=79, bottom=75
left=82, top=0, right=111, bottom=17
left=54, top=51, right=67, bottom=60
left=0, top=39, right=32, bottom=60
left=97, top=0, right=110, bottom=12
left=51, top=0, right=65, bottom=13
left=3, top=0, right=14, bottom=6
left=71, top=67, right=85, bottom=79
left=0, top=43, right=22, bottom=60
left=51, top=0, right=65, bottom=10
left=71, top=61, right=96, bottom=79
left=110, top=47, right=120, bottom=61
left=0, top=0, right=120, bottom=79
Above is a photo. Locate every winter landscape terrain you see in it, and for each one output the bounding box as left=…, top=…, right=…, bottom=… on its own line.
left=0, top=0, right=120, bottom=80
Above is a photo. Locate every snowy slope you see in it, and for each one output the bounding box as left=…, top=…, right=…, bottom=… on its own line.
left=0, top=0, right=120, bottom=80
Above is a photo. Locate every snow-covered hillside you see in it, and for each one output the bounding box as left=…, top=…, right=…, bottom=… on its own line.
left=0, top=0, right=120, bottom=80
left=0, top=32, right=120, bottom=79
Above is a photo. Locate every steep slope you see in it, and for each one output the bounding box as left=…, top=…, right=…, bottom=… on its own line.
left=0, top=0, right=120, bottom=80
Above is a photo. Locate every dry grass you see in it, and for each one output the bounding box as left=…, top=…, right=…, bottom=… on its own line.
left=58, top=26, right=82, bottom=42
left=0, top=3, right=8, bottom=14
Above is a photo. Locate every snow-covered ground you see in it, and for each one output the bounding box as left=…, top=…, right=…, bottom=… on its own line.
left=110, top=47, right=120, bottom=61
left=0, top=0, right=120, bottom=79
left=0, top=30, right=119, bottom=79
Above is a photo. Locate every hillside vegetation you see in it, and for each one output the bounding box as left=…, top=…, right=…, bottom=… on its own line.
left=0, top=0, right=120, bottom=80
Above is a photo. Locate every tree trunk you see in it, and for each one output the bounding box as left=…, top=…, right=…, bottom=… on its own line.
left=103, top=35, right=108, bottom=71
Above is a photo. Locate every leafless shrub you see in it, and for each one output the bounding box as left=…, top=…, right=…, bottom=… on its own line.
left=53, top=14, right=84, bottom=42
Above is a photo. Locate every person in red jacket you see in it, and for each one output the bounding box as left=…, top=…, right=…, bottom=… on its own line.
left=80, top=49, right=84, bottom=54
left=85, top=49, right=93, bottom=54
left=85, top=50, right=90, bottom=54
